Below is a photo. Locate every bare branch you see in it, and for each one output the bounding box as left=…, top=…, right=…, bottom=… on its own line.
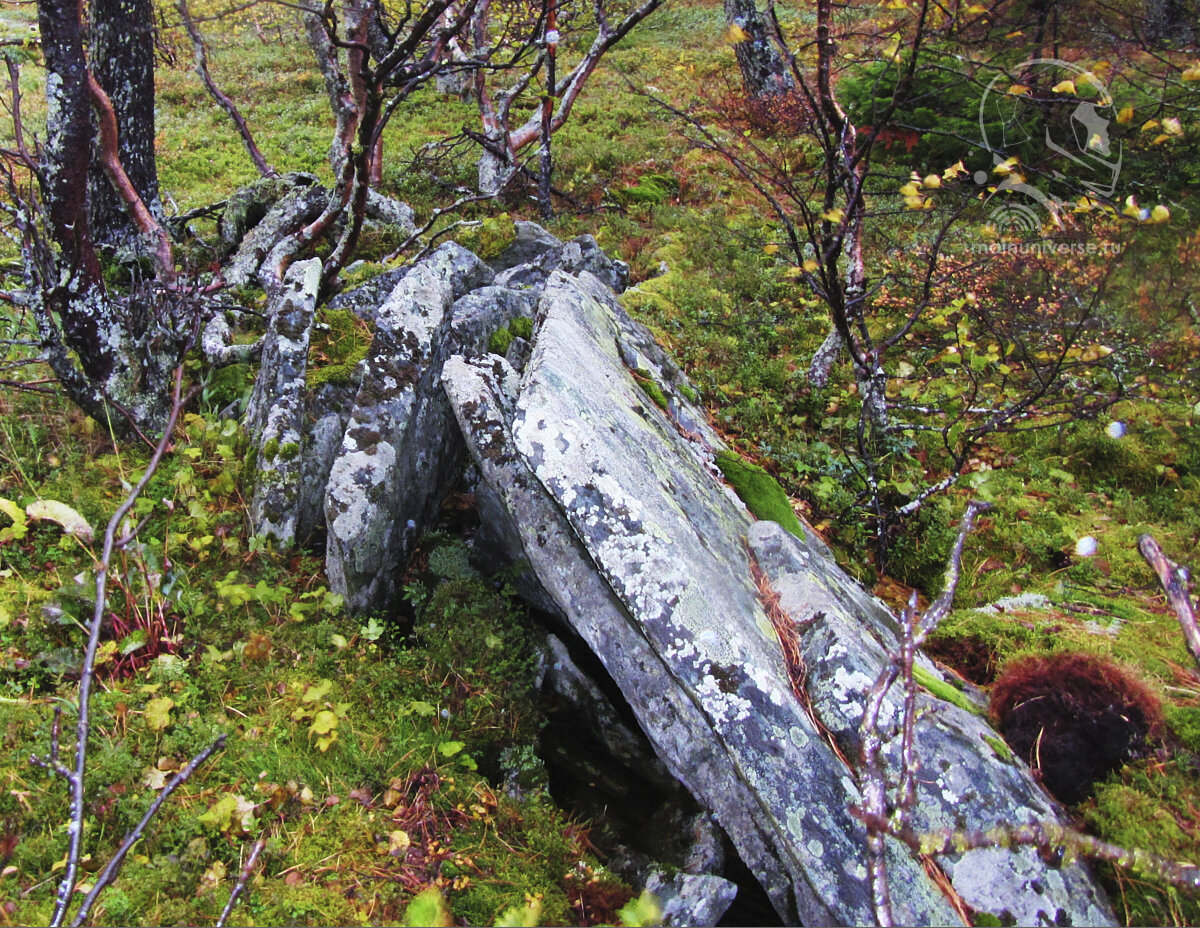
left=176, top=0, right=275, bottom=178
left=1139, top=534, right=1200, bottom=672
left=70, top=735, right=226, bottom=927
left=216, top=834, right=269, bottom=928
left=48, top=366, right=193, bottom=928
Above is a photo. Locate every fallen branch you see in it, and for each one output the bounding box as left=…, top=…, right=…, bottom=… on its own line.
left=1139, top=534, right=1200, bottom=671
left=216, top=834, right=269, bottom=927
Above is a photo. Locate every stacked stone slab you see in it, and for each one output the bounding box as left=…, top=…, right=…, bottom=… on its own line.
left=244, top=226, right=1116, bottom=927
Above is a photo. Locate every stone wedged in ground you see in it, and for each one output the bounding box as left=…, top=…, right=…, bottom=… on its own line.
left=241, top=229, right=1117, bottom=926
left=245, top=258, right=321, bottom=544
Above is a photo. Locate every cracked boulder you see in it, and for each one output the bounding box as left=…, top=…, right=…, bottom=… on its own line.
left=441, top=270, right=1116, bottom=926
left=322, top=243, right=528, bottom=613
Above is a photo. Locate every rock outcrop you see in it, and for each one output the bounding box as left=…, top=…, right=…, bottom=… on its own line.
left=244, top=224, right=1117, bottom=926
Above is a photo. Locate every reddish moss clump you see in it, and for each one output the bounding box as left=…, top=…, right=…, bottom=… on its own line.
left=989, top=652, right=1163, bottom=805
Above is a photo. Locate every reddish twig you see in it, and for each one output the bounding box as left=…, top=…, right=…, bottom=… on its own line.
left=176, top=0, right=275, bottom=178
left=86, top=74, right=176, bottom=282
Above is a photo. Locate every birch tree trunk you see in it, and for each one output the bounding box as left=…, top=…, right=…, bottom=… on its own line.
left=724, top=0, right=793, bottom=97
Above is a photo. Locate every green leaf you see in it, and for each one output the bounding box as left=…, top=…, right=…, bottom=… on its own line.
left=618, top=889, right=662, bottom=927
left=406, top=700, right=436, bottom=717
left=437, top=741, right=464, bottom=758
left=360, top=617, right=385, bottom=642
left=403, top=888, right=453, bottom=928
left=145, top=696, right=175, bottom=732
left=118, top=629, right=149, bottom=655
left=309, top=710, right=339, bottom=736
left=497, top=897, right=543, bottom=927
left=198, top=795, right=238, bottom=833
left=0, top=498, right=28, bottom=543
left=301, top=679, right=334, bottom=703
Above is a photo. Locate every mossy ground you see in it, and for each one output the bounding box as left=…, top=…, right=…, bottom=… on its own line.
left=1, top=1, right=1199, bottom=923
left=0, top=402, right=630, bottom=927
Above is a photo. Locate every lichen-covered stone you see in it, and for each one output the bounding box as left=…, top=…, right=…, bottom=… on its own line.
left=245, top=258, right=321, bottom=544
left=749, top=520, right=1117, bottom=927
left=224, top=184, right=328, bottom=288
left=323, top=243, right=495, bottom=613
left=442, top=277, right=960, bottom=926
left=491, top=221, right=631, bottom=295
left=645, top=871, right=738, bottom=928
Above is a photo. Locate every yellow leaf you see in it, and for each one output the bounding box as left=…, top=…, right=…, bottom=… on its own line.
left=1005, top=30, right=1024, bottom=38
left=1182, top=64, right=1200, bottom=81
left=142, top=766, right=169, bottom=790
left=821, top=208, right=845, bottom=223
left=802, top=259, right=820, bottom=273
left=993, top=156, right=1019, bottom=175
left=145, top=697, right=175, bottom=732
left=24, top=500, right=94, bottom=543
left=903, top=195, right=926, bottom=210
left=1051, top=79, right=1076, bottom=94
left=899, top=181, right=920, bottom=197
left=1162, top=116, right=1183, bottom=136
left=1150, top=204, right=1171, bottom=223
left=1122, top=197, right=1143, bottom=219
left=1116, top=105, right=1134, bottom=125
left=94, top=640, right=117, bottom=668
left=723, top=23, right=749, bottom=44
left=1141, top=118, right=1160, bottom=132
left=1152, top=133, right=1171, bottom=145
left=389, top=830, right=412, bottom=855
left=922, top=174, right=941, bottom=189
left=762, top=243, right=779, bottom=255
left=942, top=160, right=967, bottom=180
left=1007, top=84, right=1030, bottom=96
left=965, top=4, right=988, bottom=13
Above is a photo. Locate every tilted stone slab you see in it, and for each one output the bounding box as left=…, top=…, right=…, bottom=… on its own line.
left=443, top=273, right=961, bottom=925
left=245, top=258, right=321, bottom=545
left=324, top=242, right=495, bottom=613
left=749, top=521, right=1117, bottom=927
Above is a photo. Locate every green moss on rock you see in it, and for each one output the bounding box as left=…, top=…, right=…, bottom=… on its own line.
left=509, top=316, right=533, bottom=340
left=716, top=450, right=805, bottom=539
left=912, top=664, right=983, bottom=716
left=489, top=327, right=514, bottom=356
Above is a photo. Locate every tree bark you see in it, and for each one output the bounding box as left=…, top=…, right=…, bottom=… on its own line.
left=36, top=0, right=100, bottom=282
left=725, top=0, right=793, bottom=98
left=88, top=0, right=162, bottom=246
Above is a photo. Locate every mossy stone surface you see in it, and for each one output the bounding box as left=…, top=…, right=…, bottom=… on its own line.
left=716, top=450, right=804, bottom=538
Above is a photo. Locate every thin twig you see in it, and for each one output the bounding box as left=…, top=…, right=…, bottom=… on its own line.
left=71, top=735, right=226, bottom=927
left=1139, top=534, right=1200, bottom=671
left=47, top=367, right=191, bottom=928
left=176, top=0, right=275, bottom=178
left=216, top=834, right=269, bottom=927
left=857, top=500, right=990, bottom=927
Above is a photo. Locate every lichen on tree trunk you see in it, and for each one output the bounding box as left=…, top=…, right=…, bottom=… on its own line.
left=88, top=0, right=162, bottom=247
left=724, top=0, right=793, bottom=98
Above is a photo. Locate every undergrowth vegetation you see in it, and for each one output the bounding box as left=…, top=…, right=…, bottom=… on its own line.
left=1, top=0, right=1199, bottom=923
